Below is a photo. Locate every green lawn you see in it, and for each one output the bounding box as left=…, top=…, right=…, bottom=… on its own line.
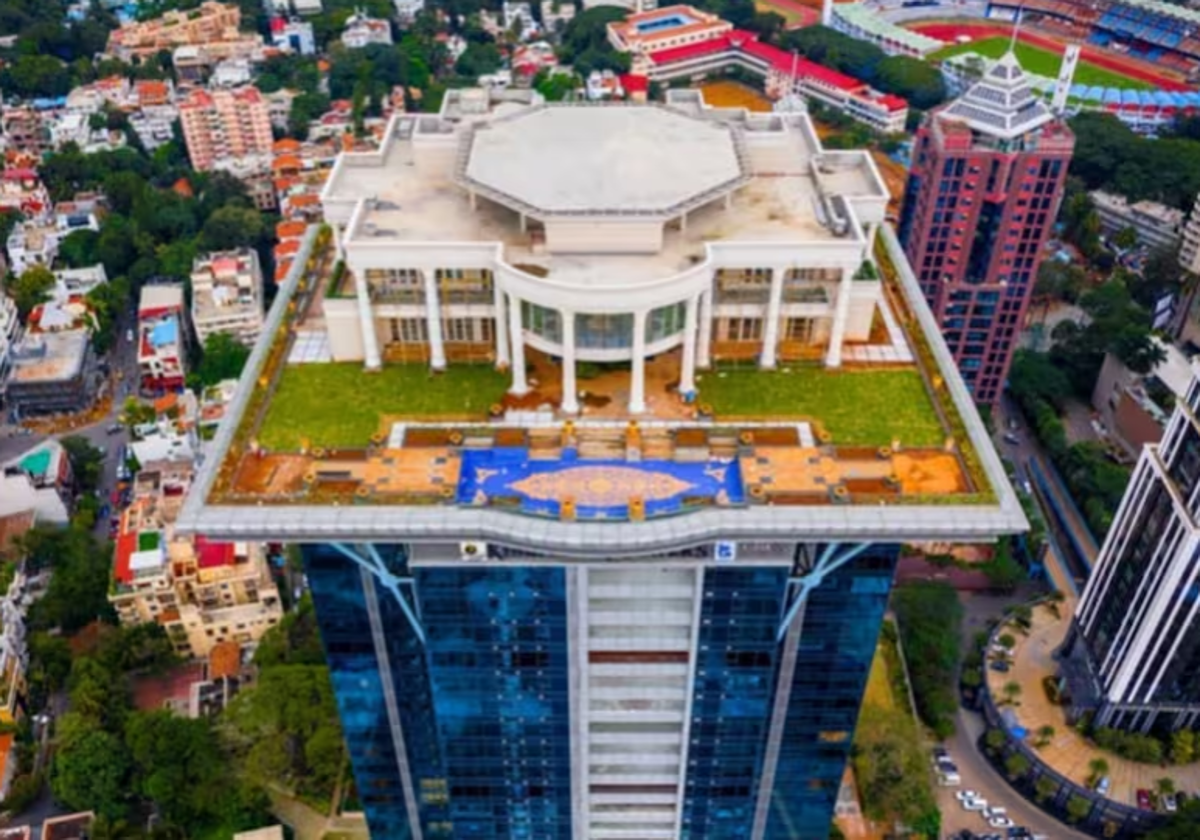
left=931, top=37, right=1152, bottom=90
left=697, top=368, right=944, bottom=447
left=257, top=363, right=510, bottom=450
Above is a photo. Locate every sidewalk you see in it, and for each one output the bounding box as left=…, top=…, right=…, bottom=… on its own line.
left=268, top=787, right=368, bottom=840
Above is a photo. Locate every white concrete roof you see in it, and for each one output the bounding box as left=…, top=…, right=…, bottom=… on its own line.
left=461, top=106, right=745, bottom=216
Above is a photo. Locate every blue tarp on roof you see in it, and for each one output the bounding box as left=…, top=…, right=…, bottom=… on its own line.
left=150, top=319, right=178, bottom=348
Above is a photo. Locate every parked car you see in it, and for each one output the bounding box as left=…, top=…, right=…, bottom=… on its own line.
left=106, top=423, right=123, bottom=435
left=932, top=746, right=949, bottom=760
left=1163, top=794, right=1178, bottom=813
left=983, top=806, right=1007, bottom=820
left=938, top=772, right=961, bottom=786
left=1003, top=432, right=1020, bottom=445
left=963, top=798, right=988, bottom=811
left=1137, top=789, right=1153, bottom=810
left=955, top=789, right=981, bottom=802
left=990, top=660, right=1011, bottom=672
left=1096, top=776, right=1111, bottom=796
left=989, top=817, right=1015, bottom=829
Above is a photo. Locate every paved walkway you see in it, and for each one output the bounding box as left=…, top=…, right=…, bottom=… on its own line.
left=268, top=787, right=368, bottom=840
left=997, top=604, right=1200, bottom=807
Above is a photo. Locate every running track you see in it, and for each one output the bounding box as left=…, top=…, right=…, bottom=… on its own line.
left=910, top=21, right=1191, bottom=90
left=756, top=0, right=821, bottom=28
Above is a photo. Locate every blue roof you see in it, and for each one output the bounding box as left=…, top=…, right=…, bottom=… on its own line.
left=150, top=319, right=178, bottom=348
left=1103, top=89, right=1123, bottom=104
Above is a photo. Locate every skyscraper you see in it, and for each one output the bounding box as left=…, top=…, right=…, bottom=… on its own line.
left=899, top=54, right=1075, bottom=405
left=181, top=91, right=1024, bottom=839
left=1061, top=371, right=1200, bottom=732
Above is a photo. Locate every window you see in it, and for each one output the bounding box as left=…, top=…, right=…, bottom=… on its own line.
left=443, top=318, right=494, bottom=343
left=784, top=318, right=814, bottom=343
left=388, top=318, right=427, bottom=343
left=646, top=303, right=686, bottom=343
left=716, top=268, right=772, bottom=303
left=521, top=302, right=561, bottom=343
left=437, top=269, right=494, bottom=305
left=725, top=318, right=762, bottom=341
left=367, top=268, right=423, bottom=302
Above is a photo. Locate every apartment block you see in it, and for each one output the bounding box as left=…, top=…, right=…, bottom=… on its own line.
left=190, top=248, right=265, bottom=346
left=106, top=1, right=260, bottom=60
left=109, top=460, right=282, bottom=659
left=1090, top=189, right=1184, bottom=252
left=178, top=86, right=273, bottom=172
left=341, top=11, right=392, bottom=47
left=137, top=284, right=188, bottom=395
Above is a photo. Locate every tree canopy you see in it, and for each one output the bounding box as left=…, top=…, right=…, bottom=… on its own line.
left=1070, top=112, right=1200, bottom=211
left=192, top=331, right=251, bottom=390
left=891, top=582, right=962, bottom=738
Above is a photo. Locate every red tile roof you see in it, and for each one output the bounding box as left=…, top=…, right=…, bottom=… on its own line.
left=646, top=30, right=864, bottom=94
left=114, top=525, right=137, bottom=584
left=276, top=220, right=306, bottom=239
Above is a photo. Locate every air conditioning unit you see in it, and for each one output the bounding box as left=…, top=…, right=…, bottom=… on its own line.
left=459, top=541, right=488, bottom=560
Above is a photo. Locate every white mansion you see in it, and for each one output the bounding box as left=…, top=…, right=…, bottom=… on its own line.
left=319, top=89, right=897, bottom=414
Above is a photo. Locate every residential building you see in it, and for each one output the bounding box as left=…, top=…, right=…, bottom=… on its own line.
left=54, top=264, right=108, bottom=297
left=212, top=154, right=277, bottom=210
left=179, top=86, right=273, bottom=172
left=0, top=567, right=30, bottom=727
left=341, top=11, right=393, bottom=48
left=190, top=248, right=265, bottom=346
left=46, top=113, right=127, bottom=154
left=0, top=295, right=19, bottom=390
left=1089, top=190, right=1184, bottom=252
left=0, top=109, right=48, bottom=157
left=292, top=0, right=323, bottom=14
left=0, top=166, right=49, bottom=218
left=138, top=285, right=188, bottom=394
left=269, top=17, right=316, bottom=54
left=1061, top=369, right=1200, bottom=731
left=3, top=439, right=72, bottom=494
left=610, top=7, right=908, bottom=133
left=109, top=460, right=282, bottom=659
left=180, top=91, right=1024, bottom=840
left=392, top=0, right=423, bottom=18
left=41, top=813, right=94, bottom=840
left=210, top=57, right=255, bottom=88
left=0, top=826, right=31, bottom=840
left=1180, top=192, right=1200, bottom=275
left=128, top=105, right=180, bottom=151
left=5, top=330, right=98, bottom=417
left=899, top=52, right=1074, bottom=405
left=0, top=473, right=69, bottom=527
left=107, top=1, right=261, bottom=60
left=1091, top=338, right=1193, bottom=458
left=5, top=220, right=58, bottom=275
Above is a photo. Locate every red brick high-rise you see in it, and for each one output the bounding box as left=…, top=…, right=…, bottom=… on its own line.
left=899, top=53, right=1074, bottom=405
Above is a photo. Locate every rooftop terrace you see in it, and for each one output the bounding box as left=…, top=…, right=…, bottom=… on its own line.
left=176, top=223, right=1027, bottom=546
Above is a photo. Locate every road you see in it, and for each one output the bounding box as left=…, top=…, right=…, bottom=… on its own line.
left=939, top=706, right=1093, bottom=840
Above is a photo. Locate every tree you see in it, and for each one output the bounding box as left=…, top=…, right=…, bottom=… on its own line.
left=851, top=701, right=939, bottom=831
left=121, top=396, right=156, bottom=429
left=1171, top=729, right=1195, bottom=765
left=1005, top=752, right=1031, bottom=780
left=1037, top=724, right=1056, bottom=748
left=998, top=633, right=1017, bottom=650
left=1066, top=793, right=1092, bottom=822
left=193, top=331, right=251, bottom=390
left=125, top=711, right=229, bottom=827
left=873, top=55, right=946, bottom=109
left=288, top=91, right=331, bottom=140
left=1147, top=799, right=1200, bottom=838
left=1112, top=226, right=1138, bottom=250
left=19, top=524, right=117, bottom=634
left=454, top=41, right=502, bottom=78
left=50, top=728, right=130, bottom=819
left=1158, top=777, right=1178, bottom=797
left=533, top=69, right=578, bottom=102
left=6, top=264, right=56, bottom=322
left=60, top=435, right=105, bottom=494
left=58, top=229, right=100, bottom=268
left=1035, top=775, right=1057, bottom=803
left=891, top=582, right=962, bottom=737
left=1002, top=680, right=1022, bottom=705
left=1088, top=756, right=1110, bottom=785
left=201, top=206, right=264, bottom=251
left=253, top=593, right=327, bottom=669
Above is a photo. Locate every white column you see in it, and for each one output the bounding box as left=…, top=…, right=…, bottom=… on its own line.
left=493, top=280, right=510, bottom=369
left=332, top=223, right=345, bottom=262
left=760, top=269, right=784, bottom=369
left=629, top=310, right=647, bottom=414
left=680, top=295, right=698, bottom=396
left=424, top=271, right=446, bottom=370
left=826, top=267, right=854, bottom=368
left=698, top=289, right=713, bottom=369
left=560, top=310, right=578, bottom=414
left=508, top=293, right=528, bottom=395
left=352, top=264, right=381, bottom=371
left=865, top=223, right=879, bottom=259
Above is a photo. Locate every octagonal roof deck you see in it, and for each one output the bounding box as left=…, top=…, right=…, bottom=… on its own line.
left=458, top=106, right=749, bottom=218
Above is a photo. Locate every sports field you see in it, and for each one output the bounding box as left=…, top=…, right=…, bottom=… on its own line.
left=931, top=36, right=1152, bottom=89
left=754, top=0, right=819, bottom=27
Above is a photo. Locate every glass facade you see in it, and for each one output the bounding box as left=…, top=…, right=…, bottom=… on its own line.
left=304, top=542, right=899, bottom=840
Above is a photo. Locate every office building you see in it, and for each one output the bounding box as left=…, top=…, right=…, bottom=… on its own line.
left=899, top=52, right=1074, bottom=405
left=1089, top=190, right=1184, bottom=252
left=1062, top=369, right=1200, bottom=731
left=179, top=93, right=1024, bottom=839
left=178, top=87, right=273, bottom=173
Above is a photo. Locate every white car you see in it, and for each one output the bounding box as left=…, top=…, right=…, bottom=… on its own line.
left=962, top=798, right=988, bottom=811
left=989, top=816, right=1015, bottom=829
left=955, top=790, right=981, bottom=802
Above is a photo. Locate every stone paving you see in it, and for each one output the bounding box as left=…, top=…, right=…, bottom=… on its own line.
left=995, top=602, right=1200, bottom=807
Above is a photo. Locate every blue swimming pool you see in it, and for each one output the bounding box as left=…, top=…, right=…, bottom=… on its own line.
left=635, top=13, right=691, bottom=33
left=457, top=447, right=744, bottom=520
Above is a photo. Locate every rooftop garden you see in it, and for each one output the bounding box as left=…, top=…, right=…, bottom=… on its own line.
left=699, top=367, right=944, bottom=447
left=257, top=363, right=510, bottom=450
